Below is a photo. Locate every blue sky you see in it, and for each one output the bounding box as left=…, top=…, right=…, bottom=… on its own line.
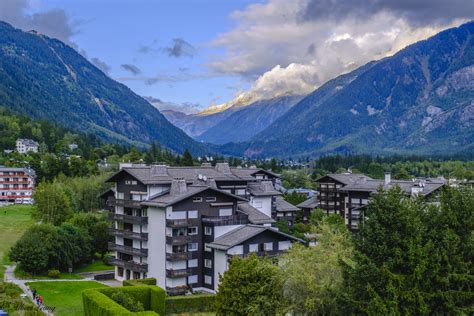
left=35, top=0, right=260, bottom=108
left=1, top=0, right=473, bottom=113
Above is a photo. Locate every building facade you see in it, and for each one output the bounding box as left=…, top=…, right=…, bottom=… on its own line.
left=102, top=163, right=303, bottom=294
left=0, top=167, right=36, bottom=203
left=16, top=139, right=39, bottom=154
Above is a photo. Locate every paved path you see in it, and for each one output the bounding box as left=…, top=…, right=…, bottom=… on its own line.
left=3, top=264, right=97, bottom=315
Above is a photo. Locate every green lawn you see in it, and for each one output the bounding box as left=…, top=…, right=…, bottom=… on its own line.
left=26, top=281, right=107, bottom=316
left=74, top=260, right=113, bottom=273
left=0, top=204, right=35, bottom=279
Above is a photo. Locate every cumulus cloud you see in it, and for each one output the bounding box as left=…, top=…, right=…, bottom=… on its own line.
left=121, top=64, right=142, bottom=75
left=91, top=57, right=111, bottom=74
left=207, top=0, right=472, bottom=104
left=164, top=38, right=195, bottom=58
left=0, top=0, right=78, bottom=46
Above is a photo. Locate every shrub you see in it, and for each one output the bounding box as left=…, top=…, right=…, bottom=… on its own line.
left=165, top=294, right=216, bottom=314
left=111, top=291, right=144, bottom=312
left=123, top=278, right=157, bottom=287
left=47, top=269, right=61, bottom=279
left=82, top=285, right=165, bottom=316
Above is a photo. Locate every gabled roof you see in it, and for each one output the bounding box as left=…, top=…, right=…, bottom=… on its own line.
left=106, top=165, right=275, bottom=185
left=237, top=202, right=275, bottom=224
left=98, top=188, right=115, bottom=199
left=274, top=196, right=300, bottom=212
left=141, top=184, right=247, bottom=207
left=342, top=179, right=445, bottom=197
left=207, top=224, right=305, bottom=251
left=315, top=173, right=373, bottom=185
left=297, top=196, right=319, bottom=209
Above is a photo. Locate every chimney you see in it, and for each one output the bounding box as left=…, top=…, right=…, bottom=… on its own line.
left=261, top=180, right=274, bottom=192
left=207, top=177, right=217, bottom=189
left=151, top=164, right=168, bottom=177
left=215, top=162, right=231, bottom=174
left=170, top=177, right=187, bottom=195
left=384, top=172, right=391, bottom=186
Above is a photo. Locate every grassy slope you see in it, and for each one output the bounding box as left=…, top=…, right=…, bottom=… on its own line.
left=26, top=281, right=107, bottom=316
left=0, top=204, right=35, bottom=279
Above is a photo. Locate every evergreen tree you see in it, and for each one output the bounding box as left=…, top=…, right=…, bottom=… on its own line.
left=181, top=149, right=194, bottom=166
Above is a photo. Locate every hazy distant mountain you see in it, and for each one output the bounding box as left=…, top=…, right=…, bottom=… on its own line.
left=197, top=95, right=303, bottom=144
left=0, top=21, right=206, bottom=154
left=221, top=21, right=474, bottom=158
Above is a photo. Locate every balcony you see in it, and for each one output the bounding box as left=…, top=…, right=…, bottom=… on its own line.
left=166, top=252, right=192, bottom=261
left=166, top=286, right=188, bottom=296
left=166, top=235, right=192, bottom=245
left=106, top=198, right=142, bottom=209
left=166, top=219, right=189, bottom=227
left=109, top=258, right=148, bottom=273
left=108, top=242, right=148, bottom=257
left=201, top=214, right=249, bottom=226
left=109, top=213, right=148, bottom=224
left=166, top=268, right=191, bottom=278
left=108, top=228, right=148, bottom=240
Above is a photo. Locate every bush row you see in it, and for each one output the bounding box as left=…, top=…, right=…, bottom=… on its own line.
left=165, top=294, right=216, bottom=314
left=123, top=278, right=157, bottom=287
left=83, top=285, right=165, bottom=316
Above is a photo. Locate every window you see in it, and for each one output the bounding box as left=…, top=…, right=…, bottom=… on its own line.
left=204, top=226, right=212, bottom=236
left=188, top=243, right=198, bottom=252
left=118, top=267, right=124, bottom=277
left=278, top=241, right=290, bottom=250
left=188, top=275, right=198, bottom=284
left=187, top=227, right=198, bottom=235
left=117, top=192, right=124, bottom=199
left=125, top=180, right=137, bottom=185
left=193, top=197, right=202, bottom=202
left=206, top=196, right=216, bottom=202
left=361, top=199, right=369, bottom=205
left=219, top=208, right=232, bottom=216
left=249, top=244, right=258, bottom=252
left=204, top=275, right=212, bottom=285
left=264, top=242, right=273, bottom=251
left=204, top=259, right=212, bottom=268
left=351, top=198, right=361, bottom=205
left=204, top=243, right=212, bottom=252
left=188, top=210, right=198, bottom=219
left=237, top=189, right=246, bottom=196
left=188, top=259, right=198, bottom=268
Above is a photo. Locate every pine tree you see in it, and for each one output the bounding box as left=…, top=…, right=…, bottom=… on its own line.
left=181, top=149, right=194, bottom=166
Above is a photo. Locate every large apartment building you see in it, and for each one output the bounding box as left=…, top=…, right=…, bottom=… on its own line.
left=102, top=163, right=303, bottom=294
left=304, top=172, right=445, bottom=231
left=0, top=167, right=36, bottom=203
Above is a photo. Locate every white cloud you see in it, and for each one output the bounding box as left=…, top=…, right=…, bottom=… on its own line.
left=206, top=0, right=470, bottom=105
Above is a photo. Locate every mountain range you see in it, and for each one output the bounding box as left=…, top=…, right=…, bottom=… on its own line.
left=0, top=20, right=473, bottom=158
left=0, top=21, right=206, bottom=154
left=216, top=21, right=474, bottom=157
left=161, top=95, right=302, bottom=145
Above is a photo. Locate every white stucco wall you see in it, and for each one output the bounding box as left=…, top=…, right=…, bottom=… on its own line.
left=214, top=225, right=243, bottom=238
left=147, top=206, right=166, bottom=289
left=250, top=196, right=272, bottom=217
left=213, top=250, right=228, bottom=291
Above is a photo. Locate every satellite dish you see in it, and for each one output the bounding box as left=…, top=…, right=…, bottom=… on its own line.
left=198, top=174, right=203, bottom=180
left=203, top=176, right=207, bottom=182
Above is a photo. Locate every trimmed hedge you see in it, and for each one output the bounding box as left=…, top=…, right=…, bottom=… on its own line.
left=123, top=278, right=157, bottom=287
left=83, top=285, right=165, bottom=316
left=165, top=294, right=216, bottom=314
